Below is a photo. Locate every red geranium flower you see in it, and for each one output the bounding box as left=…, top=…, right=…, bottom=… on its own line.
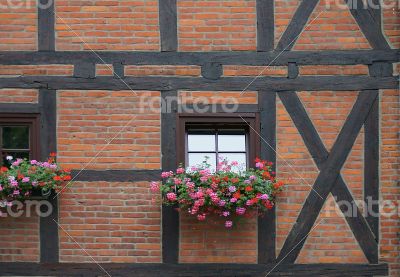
left=53, top=176, right=62, bottom=181
left=245, top=186, right=253, bottom=192
left=233, top=191, right=241, bottom=199
left=0, top=166, right=8, bottom=173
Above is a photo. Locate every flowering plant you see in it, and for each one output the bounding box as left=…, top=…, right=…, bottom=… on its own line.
left=150, top=158, right=284, bottom=228
left=0, top=153, right=71, bottom=206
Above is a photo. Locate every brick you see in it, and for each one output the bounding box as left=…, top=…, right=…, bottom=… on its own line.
left=177, top=0, right=256, bottom=51
left=57, top=90, right=161, bottom=170
left=292, top=0, right=371, bottom=50
left=0, top=89, right=38, bottom=103
left=0, top=0, right=37, bottom=50
left=55, top=0, right=160, bottom=50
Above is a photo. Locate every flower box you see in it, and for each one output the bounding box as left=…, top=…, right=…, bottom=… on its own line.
left=151, top=158, right=285, bottom=228
left=0, top=153, right=71, bottom=206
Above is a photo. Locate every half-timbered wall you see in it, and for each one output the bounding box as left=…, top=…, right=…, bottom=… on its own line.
left=0, top=0, right=398, bottom=276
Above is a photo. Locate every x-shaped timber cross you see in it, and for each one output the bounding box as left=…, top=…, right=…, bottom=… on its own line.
left=276, top=90, right=379, bottom=264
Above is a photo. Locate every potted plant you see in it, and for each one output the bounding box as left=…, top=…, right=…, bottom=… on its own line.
left=150, top=158, right=284, bottom=228
left=0, top=153, right=71, bottom=208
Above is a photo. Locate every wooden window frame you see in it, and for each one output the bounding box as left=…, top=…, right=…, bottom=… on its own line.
left=176, top=113, right=260, bottom=168
left=0, top=113, right=40, bottom=165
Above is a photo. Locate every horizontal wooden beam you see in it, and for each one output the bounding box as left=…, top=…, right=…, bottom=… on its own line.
left=0, top=50, right=398, bottom=66
left=0, top=76, right=397, bottom=91
left=0, top=103, right=39, bottom=113
left=0, top=263, right=389, bottom=276
left=71, top=169, right=161, bottom=182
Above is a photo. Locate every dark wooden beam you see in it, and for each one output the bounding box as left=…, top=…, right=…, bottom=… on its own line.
left=0, top=103, right=39, bottom=113
left=369, top=61, right=393, bottom=77
left=256, top=0, right=274, bottom=51
left=276, top=0, right=319, bottom=50
left=38, top=0, right=55, bottom=51
left=364, top=91, right=379, bottom=240
left=177, top=104, right=259, bottom=113
left=113, top=62, right=125, bottom=79
left=0, top=263, right=389, bottom=276
left=258, top=92, right=276, bottom=263
left=276, top=91, right=378, bottom=263
left=201, top=62, right=222, bottom=80
left=288, top=62, right=299, bottom=79
left=73, top=62, right=96, bottom=78
left=159, top=0, right=178, bottom=51
left=0, top=50, right=398, bottom=66
left=38, top=89, right=59, bottom=263
left=345, top=0, right=390, bottom=49
left=0, top=76, right=397, bottom=91
left=161, top=90, right=179, bottom=263
left=71, top=169, right=161, bottom=182
left=278, top=91, right=379, bottom=263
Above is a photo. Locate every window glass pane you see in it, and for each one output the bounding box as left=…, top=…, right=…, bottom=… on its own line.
left=188, top=153, right=216, bottom=171
left=218, top=153, right=247, bottom=170
left=218, top=134, right=246, bottom=152
left=2, top=126, right=29, bottom=149
left=2, top=151, right=30, bottom=166
left=188, top=134, right=215, bottom=151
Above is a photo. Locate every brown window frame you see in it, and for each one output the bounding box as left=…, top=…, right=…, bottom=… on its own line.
left=0, top=114, right=40, bottom=166
left=176, top=113, right=260, bottom=168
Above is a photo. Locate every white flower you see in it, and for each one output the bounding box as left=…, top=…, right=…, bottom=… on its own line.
left=6, top=156, right=13, bottom=161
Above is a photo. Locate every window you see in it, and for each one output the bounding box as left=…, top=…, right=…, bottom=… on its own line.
left=0, top=115, right=39, bottom=166
left=177, top=114, right=259, bottom=171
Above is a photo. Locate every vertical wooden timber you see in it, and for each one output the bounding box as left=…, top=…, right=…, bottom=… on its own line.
left=159, top=0, right=178, bottom=51
left=38, top=0, right=55, bottom=51
left=364, top=92, right=379, bottom=241
left=258, top=92, right=276, bottom=263
left=256, top=0, right=274, bottom=51
left=38, top=89, right=59, bottom=263
left=161, top=90, right=179, bottom=263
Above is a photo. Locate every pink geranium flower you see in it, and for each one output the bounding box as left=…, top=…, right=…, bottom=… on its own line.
left=225, top=221, right=233, bottom=228
left=166, top=192, right=177, bottom=201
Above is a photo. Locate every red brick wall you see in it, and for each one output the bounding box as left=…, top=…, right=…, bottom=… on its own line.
left=0, top=65, right=73, bottom=76
left=0, top=89, right=38, bottom=103
left=223, top=65, right=287, bottom=77
left=55, top=0, right=160, bottom=51
left=382, top=1, right=400, bottom=48
left=180, top=215, right=257, bottom=263
left=59, top=181, right=161, bottom=263
left=0, top=212, right=39, bottom=262
left=292, top=0, right=371, bottom=50
left=179, top=91, right=258, bottom=105
left=0, top=0, right=398, bottom=273
left=380, top=89, right=400, bottom=277
left=0, top=0, right=37, bottom=50
left=57, top=90, right=161, bottom=170
left=298, top=65, right=369, bottom=76
left=177, top=0, right=256, bottom=51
